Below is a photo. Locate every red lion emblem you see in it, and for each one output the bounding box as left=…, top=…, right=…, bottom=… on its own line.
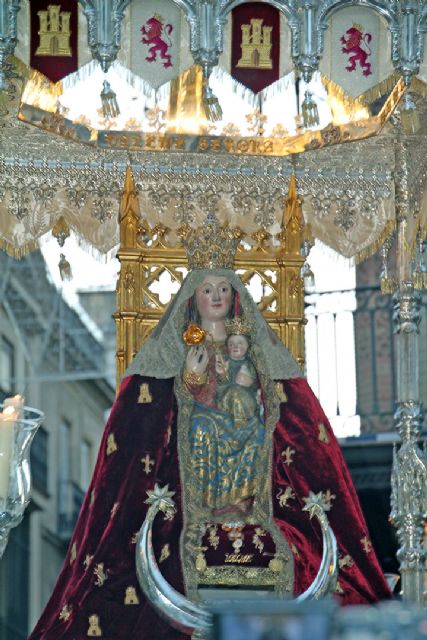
left=340, top=25, right=372, bottom=76
left=141, top=15, right=173, bottom=69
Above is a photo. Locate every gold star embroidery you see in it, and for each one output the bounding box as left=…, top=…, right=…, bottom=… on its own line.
left=69, top=542, right=77, bottom=565
left=159, top=544, right=171, bottom=563
left=141, top=453, right=155, bottom=475
left=93, top=563, right=108, bottom=587
left=83, top=554, right=93, bottom=570
left=131, top=532, right=138, bottom=545
left=335, top=581, right=344, bottom=594
left=281, top=446, right=295, bottom=466
left=276, top=486, right=295, bottom=508
left=87, top=614, right=102, bottom=636
left=318, top=423, right=330, bottom=444
left=339, top=554, right=353, bottom=569
left=106, top=433, right=118, bottom=456
left=361, top=536, right=372, bottom=554
left=110, top=502, right=119, bottom=518
left=124, top=586, right=140, bottom=605
left=59, top=604, right=72, bottom=622
left=275, top=382, right=288, bottom=403
left=138, top=383, right=153, bottom=404
left=323, top=489, right=336, bottom=508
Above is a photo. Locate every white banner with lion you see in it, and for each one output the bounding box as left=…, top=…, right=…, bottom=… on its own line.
left=130, top=0, right=182, bottom=88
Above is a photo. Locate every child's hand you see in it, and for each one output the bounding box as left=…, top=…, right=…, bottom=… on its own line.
left=215, top=355, right=229, bottom=376
left=236, top=364, right=254, bottom=387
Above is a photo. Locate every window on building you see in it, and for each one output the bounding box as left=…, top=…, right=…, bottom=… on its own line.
left=0, top=336, right=14, bottom=395
left=80, top=440, right=91, bottom=491
left=30, top=427, right=49, bottom=494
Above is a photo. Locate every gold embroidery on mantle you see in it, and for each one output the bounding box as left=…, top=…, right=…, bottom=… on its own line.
left=124, top=586, right=140, bottom=605
left=69, top=542, right=77, bottom=564
left=131, top=532, right=138, bottom=544
left=87, top=614, right=102, bottom=637
left=59, top=604, right=72, bottom=622
left=339, top=554, right=354, bottom=569
left=361, top=536, right=372, bottom=553
left=324, top=489, right=336, bottom=508
left=335, top=580, right=345, bottom=595
left=318, top=423, right=330, bottom=444
left=138, top=382, right=153, bottom=403
left=106, top=433, right=118, bottom=455
left=281, top=446, right=295, bottom=466
left=141, top=453, right=155, bottom=475
left=276, top=486, right=295, bottom=508
left=290, top=542, right=299, bottom=557
left=90, top=490, right=96, bottom=505
left=159, top=544, right=171, bottom=563
left=83, top=554, right=93, bottom=570
left=93, top=563, right=108, bottom=586
left=197, top=565, right=288, bottom=588
left=195, top=549, right=208, bottom=573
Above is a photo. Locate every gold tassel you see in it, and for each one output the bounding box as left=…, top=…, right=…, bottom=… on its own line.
left=101, top=80, right=120, bottom=118
left=59, top=253, right=73, bottom=281
left=401, top=92, right=420, bottom=134
left=202, top=82, right=222, bottom=122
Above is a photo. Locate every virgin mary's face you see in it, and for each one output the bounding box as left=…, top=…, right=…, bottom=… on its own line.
left=195, top=276, right=233, bottom=322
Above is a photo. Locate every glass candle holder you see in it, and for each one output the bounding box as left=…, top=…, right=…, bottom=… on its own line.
left=0, top=403, right=44, bottom=558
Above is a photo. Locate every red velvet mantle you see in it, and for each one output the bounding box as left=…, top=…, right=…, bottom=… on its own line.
left=29, top=375, right=390, bottom=640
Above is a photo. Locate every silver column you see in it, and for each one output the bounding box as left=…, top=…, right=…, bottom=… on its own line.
left=390, top=137, right=427, bottom=604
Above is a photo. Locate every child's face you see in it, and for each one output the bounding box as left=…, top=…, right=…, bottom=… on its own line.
left=227, top=335, right=249, bottom=360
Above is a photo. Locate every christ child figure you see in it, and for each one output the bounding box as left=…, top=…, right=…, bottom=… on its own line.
left=215, top=324, right=261, bottom=427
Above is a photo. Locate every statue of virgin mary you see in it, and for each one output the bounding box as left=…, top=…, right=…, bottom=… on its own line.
left=29, top=219, right=390, bottom=640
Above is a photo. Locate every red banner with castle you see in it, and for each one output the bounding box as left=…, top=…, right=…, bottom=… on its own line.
left=30, top=0, right=78, bottom=83
left=231, top=2, right=280, bottom=94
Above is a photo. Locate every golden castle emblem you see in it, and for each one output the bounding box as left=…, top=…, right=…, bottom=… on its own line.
left=237, top=18, right=273, bottom=70
left=36, top=5, right=72, bottom=57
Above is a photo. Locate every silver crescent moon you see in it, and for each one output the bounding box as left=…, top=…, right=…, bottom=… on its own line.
left=136, top=485, right=338, bottom=637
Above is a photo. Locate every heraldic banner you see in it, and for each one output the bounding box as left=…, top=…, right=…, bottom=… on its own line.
left=231, top=2, right=280, bottom=94
left=30, top=0, right=78, bottom=83
left=130, top=0, right=182, bottom=89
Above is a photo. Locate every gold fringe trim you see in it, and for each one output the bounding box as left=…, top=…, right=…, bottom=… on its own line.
left=0, top=237, right=40, bottom=259
left=413, top=270, right=427, bottom=291
left=410, top=76, right=427, bottom=99
left=358, top=72, right=401, bottom=106
left=320, top=73, right=369, bottom=121
left=380, top=276, right=398, bottom=295
left=355, top=219, right=396, bottom=265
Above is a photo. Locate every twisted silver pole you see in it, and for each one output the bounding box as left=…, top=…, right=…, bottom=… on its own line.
left=389, top=139, right=427, bottom=604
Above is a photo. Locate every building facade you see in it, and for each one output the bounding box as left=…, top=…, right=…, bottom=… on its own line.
left=0, top=251, right=115, bottom=639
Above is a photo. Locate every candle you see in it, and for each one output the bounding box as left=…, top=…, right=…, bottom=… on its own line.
left=3, top=394, right=24, bottom=419
left=0, top=405, right=17, bottom=502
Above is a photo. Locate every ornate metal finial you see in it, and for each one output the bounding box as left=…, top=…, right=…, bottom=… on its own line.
left=79, top=0, right=130, bottom=72
left=0, top=0, right=21, bottom=90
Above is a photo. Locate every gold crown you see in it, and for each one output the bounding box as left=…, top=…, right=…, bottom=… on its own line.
left=352, top=22, right=364, bottom=33
left=178, top=216, right=243, bottom=269
left=154, top=13, right=164, bottom=23
left=225, top=315, right=252, bottom=336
